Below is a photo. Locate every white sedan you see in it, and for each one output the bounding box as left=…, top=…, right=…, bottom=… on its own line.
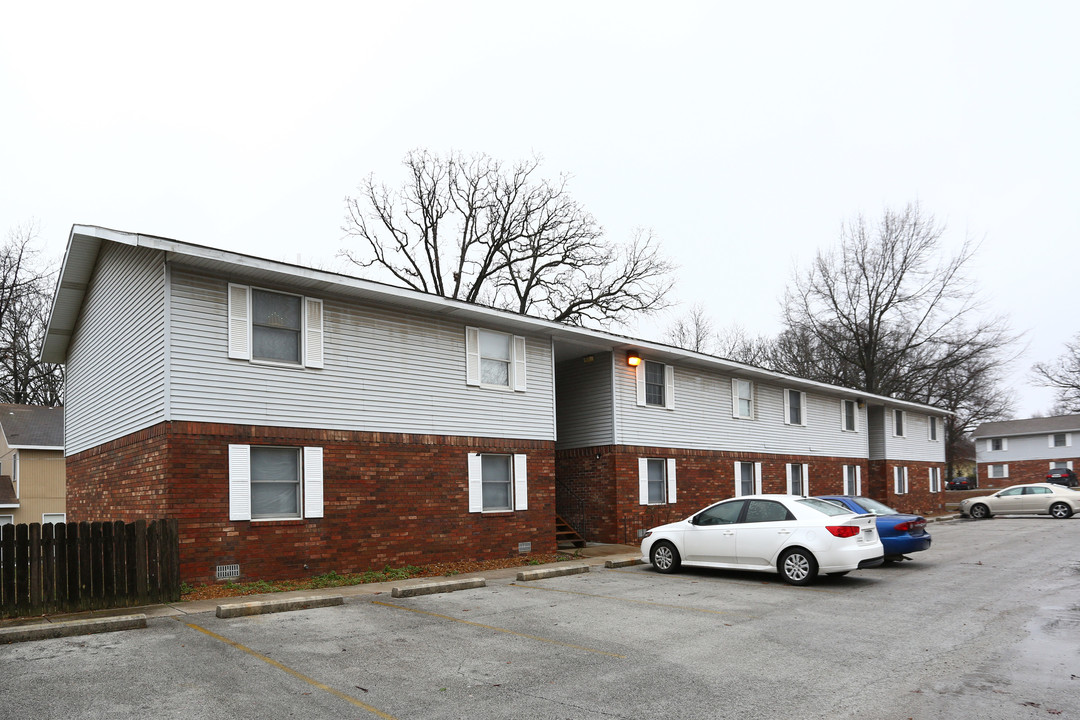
left=959, top=483, right=1080, bottom=519
left=640, top=494, right=885, bottom=585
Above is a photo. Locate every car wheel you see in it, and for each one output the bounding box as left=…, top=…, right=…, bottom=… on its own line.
left=969, top=503, right=990, bottom=520
left=1050, top=502, right=1073, bottom=519
left=778, top=548, right=818, bottom=586
left=650, top=541, right=681, bottom=573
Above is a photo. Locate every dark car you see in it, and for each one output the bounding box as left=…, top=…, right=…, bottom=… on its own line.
left=816, top=495, right=931, bottom=561
left=1046, top=468, right=1079, bottom=487
left=946, top=477, right=975, bottom=490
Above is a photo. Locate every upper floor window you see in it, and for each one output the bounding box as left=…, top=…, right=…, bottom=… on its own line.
left=928, top=416, right=939, bottom=441
left=785, top=389, right=806, bottom=426
left=1050, top=432, right=1072, bottom=448
left=841, top=400, right=858, bottom=432
left=468, top=453, right=527, bottom=513
left=989, top=438, right=1006, bottom=451
left=893, top=409, right=906, bottom=437
left=635, top=360, right=674, bottom=410
left=228, top=284, right=323, bottom=368
left=466, top=328, right=526, bottom=391
left=732, top=379, right=754, bottom=419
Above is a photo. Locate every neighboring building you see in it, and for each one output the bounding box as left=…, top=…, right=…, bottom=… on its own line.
left=972, top=414, right=1080, bottom=486
left=0, top=404, right=66, bottom=526
left=42, top=225, right=946, bottom=583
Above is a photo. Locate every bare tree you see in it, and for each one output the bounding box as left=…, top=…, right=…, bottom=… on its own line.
left=665, top=303, right=715, bottom=353
left=0, top=223, right=64, bottom=406
left=343, top=150, right=675, bottom=327
left=1031, top=334, right=1080, bottom=413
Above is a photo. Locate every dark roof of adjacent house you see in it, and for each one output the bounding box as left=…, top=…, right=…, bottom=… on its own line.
left=0, top=404, right=64, bottom=448
left=972, top=413, right=1080, bottom=439
left=0, top=475, right=16, bottom=506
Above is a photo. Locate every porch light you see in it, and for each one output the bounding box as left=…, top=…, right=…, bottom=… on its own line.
left=627, top=350, right=642, bottom=366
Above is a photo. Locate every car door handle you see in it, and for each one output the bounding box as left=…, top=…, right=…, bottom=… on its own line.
left=777, top=530, right=791, bottom=535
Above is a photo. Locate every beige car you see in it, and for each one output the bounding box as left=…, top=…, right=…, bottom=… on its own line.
left=959, top=483, right=1080, bottom=520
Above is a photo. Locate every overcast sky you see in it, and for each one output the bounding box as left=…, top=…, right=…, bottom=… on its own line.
left=2, top=1, right=1077, bottom=417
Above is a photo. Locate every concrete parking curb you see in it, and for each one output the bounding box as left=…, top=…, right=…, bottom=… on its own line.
left=216, top=595, right=344, bottom=618
left=391, top=577, right=486, bottom=598
left=605, top=558, right=642, bottom=568
left=0, top=614, right=147, bottom=644
left=516, top=564, right=590, bottom=581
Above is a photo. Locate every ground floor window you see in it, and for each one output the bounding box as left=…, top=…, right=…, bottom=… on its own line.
left=735, top=461, right=761, bottom=496
left=229, top=445, right=324, bottom=521
left=786, top=463, right=809, bottom=496
left=843, top=465, right=861, bottom=495
left=639, top=458, right=677, bottom=505
left=468, top=453, right=528, bottom=512
left=894, top=466, right=909, bottom=494
left=0, top=515, right=12, bottom=526
left=988, top=464, right=1008, bottom=479
left=42, top=513, right=66, bottom=524
left=928, top=467, right=941, bottom=493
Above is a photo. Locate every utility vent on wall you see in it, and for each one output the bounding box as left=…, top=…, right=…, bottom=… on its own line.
left=518, top=542, right=532, bottom=554
left=216, top=564, right=241, bottom=580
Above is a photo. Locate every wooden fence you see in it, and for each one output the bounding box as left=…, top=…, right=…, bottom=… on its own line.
left=0, top=519, right=180, bottom=619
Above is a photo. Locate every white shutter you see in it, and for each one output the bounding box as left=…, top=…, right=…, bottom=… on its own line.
left=1002, top=438, right=1008, bottom=451
left=755, top=462, right=763, bottom=494
left=228, top=445, right=251, bottom=521
left=304, top=298, right=324, bottom=369
left=1002, top=464, right=1009, bottom=477
left=513, top=453, right=528, bottom=510
left=303, top=447, right=324, bottom=518
left=635, top=363, right=646, bottom=406
left=227, top=284, right=251, bottom=360
left=903, top=467, right=909, bottom=493
left=513, top=336, right=527, bottom=392
left=855, top=465, right=862, bottom=495
left=664, top=365, right=675, bottom=410
left=467, top=453, right=483, bottom=512
left=1048, top=435, right=1054, bottom=448
left=731, top=379, right=740, bottom=418
left=802, top=463, right=809, bottom=496
left=733, top=461, right=742, bottom=496
left=465, top=328, right=480, bottom=386
left=786, top=464, right=793, bottom=494
left=638, top=458, right=649, bottom=505
left=666, top=458, right=677, bottom=504
left=1068, top=434, right=1073, bottom=447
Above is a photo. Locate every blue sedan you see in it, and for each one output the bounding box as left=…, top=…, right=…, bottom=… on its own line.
left=816, top=496, right=931, bottom=561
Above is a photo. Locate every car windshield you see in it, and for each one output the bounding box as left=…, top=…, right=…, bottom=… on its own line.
left=796, top=498, right=854, bottom=516
left=849, top=497, right=899, bottom=515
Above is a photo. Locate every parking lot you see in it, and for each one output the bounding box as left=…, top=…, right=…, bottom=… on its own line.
left=3, top=516, right=1079, bottom=720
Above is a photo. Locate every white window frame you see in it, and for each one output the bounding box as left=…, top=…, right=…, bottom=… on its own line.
left=843, top=464, right=862, bottom=496
left=785, top=389, right=807, bottom=426
left=42, top=513, right=67, bottom=524
left=638, top=458, right=677, bottom=505
left=928, top=416, right=939, bottom=442
left=734, top=461, right=763, bottom=497
left=228, top=284, right=324, bottom=369
left=988, top=438, right=1007, bottom=452
left=928, top=467, right=941, bottom=493
left=732, top=379, right=754, bottom=419
left=636, top=361, right=675, bottom=410
left=1049, top=432, right=1072, bottom=448
left=0, top=515, right=13, bottom=526
left=893, top=466, right=909, bottom=494
left=892, top=409, right=906, bottom=438
left=1050, top=461, right=1074, bottom=470
left=841, top=400, right=858, bottom=432
left=467, top=453, right=528, bottom=512
left=465, top=327, right=527, bottom=392
left=785, top=463, right=809, bottom=496
left=229, top=445, right=324, bottom=522
left=988, top=463, right=1009, bottom=479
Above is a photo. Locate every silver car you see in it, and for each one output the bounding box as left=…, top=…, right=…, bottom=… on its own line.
left=959, top=483, right=1080, bottom=520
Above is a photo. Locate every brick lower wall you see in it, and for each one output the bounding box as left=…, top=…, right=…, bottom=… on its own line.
left=976, top=457, right=1080, bottom=487
left=873, top=460, right=947, bottom=517
left=67, top=422, right=556, bottom=584
left=556, top=445, right=944, bottom=544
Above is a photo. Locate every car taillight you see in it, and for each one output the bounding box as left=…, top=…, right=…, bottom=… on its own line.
left=826, top=525, right=860, bottom=538
left=894, top=519, right=926, bottom=532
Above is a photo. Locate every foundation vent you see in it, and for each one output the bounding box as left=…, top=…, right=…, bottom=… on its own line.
left=216, top=564, right=241, bottom=580
left=518, top=542, right=532, bottom=554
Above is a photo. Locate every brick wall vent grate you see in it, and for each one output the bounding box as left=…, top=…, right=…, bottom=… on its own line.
left=216, top=564, right=241, bottom=580
left=518, top=542, right=531, bottom=554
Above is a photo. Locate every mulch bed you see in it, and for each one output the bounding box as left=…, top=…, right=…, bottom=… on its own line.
left=180, top=552, right=572, bottom=602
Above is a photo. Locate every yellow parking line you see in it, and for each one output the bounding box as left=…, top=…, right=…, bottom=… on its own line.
left=370, top=600, right=626, bottom=658
left=507, top=582, right=757, bottom=618
left=180, top=620, right=397, bottom=719
left=606, top=567, right=845, bottom=594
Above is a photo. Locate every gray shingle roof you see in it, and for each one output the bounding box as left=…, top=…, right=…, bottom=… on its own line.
left=971, top=413, right=1080, bottom=439
left=0, top=404, right=64, bottom=448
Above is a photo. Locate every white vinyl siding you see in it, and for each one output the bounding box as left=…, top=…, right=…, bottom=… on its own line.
left=878, top=409, right=948, bottom=464
left=467, top=453, right=528, bottom=512
left=554, top=353, right=614, bottom=449
left=169, top=270, right=555, bottom=440
left=65, top=244, right=167, bottom=456
left=638, top=458, right=677, bottom=505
